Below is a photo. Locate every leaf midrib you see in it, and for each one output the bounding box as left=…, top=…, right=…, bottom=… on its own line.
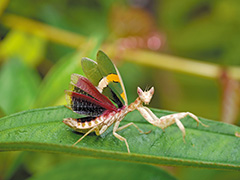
left=1, top=141, right=239, bottom=169
left=0, top=114, right=236, bottom=138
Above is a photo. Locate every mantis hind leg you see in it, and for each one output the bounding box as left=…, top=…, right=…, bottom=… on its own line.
left=72, top=126, right=99, bottom=146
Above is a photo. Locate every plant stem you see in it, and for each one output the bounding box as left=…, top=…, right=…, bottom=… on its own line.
left=122, top=50, right=240, bottom=80
left=1, top=13, right=86, bottom=48
left=0, top=0, right=9, bottom=17
left=1, top=13, right=240, bottom=81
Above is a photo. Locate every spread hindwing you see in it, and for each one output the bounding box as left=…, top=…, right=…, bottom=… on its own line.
left=71, top=95, right=106, bottom=117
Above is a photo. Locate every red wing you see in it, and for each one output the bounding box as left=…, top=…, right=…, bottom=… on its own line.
left=65, top=90, right=116, bottom=116
left=70, top=74, right=115, bottom=108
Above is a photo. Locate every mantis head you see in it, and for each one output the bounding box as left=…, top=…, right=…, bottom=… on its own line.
left=137, top=87, right=154, bottom=105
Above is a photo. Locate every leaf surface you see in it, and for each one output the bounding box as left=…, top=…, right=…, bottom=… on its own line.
left=0, top=106, right=239, bottom=170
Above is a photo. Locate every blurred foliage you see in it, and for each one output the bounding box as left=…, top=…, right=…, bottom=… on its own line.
left=0, top=30, right=46, bottom=67
left=158, top=0, right=240, bottom=66
left=0, top=0, right=240, bottom=179
left=0, top=58, right=40, bottom=115
left=28, top=158, right=177, bottom=180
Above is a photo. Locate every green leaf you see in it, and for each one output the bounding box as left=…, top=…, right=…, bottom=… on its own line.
left=0, top=106, right=239, bottom=170
left=0, top=30, right=46, bottom=67
left=29, top=159, right=176, bottom=180
left=33, top=52, right=84, bottom=108
left=0, top=58, right=40, bottom=115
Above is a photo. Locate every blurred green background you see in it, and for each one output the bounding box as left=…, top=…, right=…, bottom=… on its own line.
left=0, top=0, right=239, bottom=179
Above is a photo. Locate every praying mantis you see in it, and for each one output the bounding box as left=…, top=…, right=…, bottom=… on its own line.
left=63, top=50, right=208, bottom=153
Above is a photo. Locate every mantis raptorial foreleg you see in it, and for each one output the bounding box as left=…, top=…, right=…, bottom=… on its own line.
left=137, top=106, right=208, bottom=140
